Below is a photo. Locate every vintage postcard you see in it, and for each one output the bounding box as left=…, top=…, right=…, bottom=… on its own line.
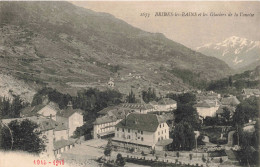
left=0, top=1, right=259, bottom=167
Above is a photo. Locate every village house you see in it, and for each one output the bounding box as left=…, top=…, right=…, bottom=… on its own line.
left=107, top=77, right=115, bottom=88
left=56, top=102, right=84, bottom=137
left=93, top=107, right=130, bottom=139
left=20, top=101, right=60, bottom=121
left=210, top=95, right=239, bottom=118
left=120, top=103, right=154, bottom=114
left=242, top=88, right=260, bottom=99
left=196, top=91, right=221, bottom=102
left=194, top=100, right=220, bottom=118
left=112, top=113, right=171, bottom=152
left=150, top=98, right=177, bottom=112
left=220, top=95, right=240, bottom=107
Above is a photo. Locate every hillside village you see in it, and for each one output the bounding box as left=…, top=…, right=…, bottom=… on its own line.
left=0, top=86, right=259, bottom=167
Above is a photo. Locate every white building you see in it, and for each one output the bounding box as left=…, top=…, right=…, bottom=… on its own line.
left=112, top=113, right=171, bottom=151
left=150, top=98, right=177, bottom=112
left=56, top=105, right=84, bottom=137
left=93, top=108, right=130, bottom=139
left=194, top=100, right=220, bottom=118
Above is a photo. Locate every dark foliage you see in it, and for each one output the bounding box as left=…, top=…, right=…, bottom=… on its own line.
left=72, top=88, right=122, bottom=122
left=207, top=68, right=260, bottom=95
left=73, top=123, right=93, bottom=140
left=142, top=87, right=157, bottom=103
left=126, top=89, right=136, bottom=103
left=104, top=139, right=112, bottom=156
left=171, top=121, right=195, bottom=151
left=0, top=119, right=45, bottom=154
left=166, top=92, right=196, bottom=106
left=116, top=153, right=125, bottom=166
left=0, top=96, right=27, bottom=118
left=31, top=87, right=72, bottom=109
left=232, top=97, right=259, bottom=126
left=169, top=68, right=207, bottom=89
left=174, top=103, right=200, bottom=130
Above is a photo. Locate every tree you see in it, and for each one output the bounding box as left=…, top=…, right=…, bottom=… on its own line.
left=142, top=87, right=157, bottom=103
left=0, top=119, right=45, bottom=153
left=228, top=76, right=233, bottom=87
left=116, top=153, right=125, bottom=167
left=232, top=97, right=259, bottom=126
left=151, top=148, right=155, bottom=156
left=104, top=139, right=112, bottom=157
left=0, top=96, right=26, bottom=119
left=126, top=89, right=136, bottom=103
left=174, top=104, right=200, bottom=130
left=172, top=121, right=195, bottom=151
left=189, top=153, right=193, bottom=160
left=221, top=107, right=231, bottom=123
left=166, top=92, right=196, bottom=106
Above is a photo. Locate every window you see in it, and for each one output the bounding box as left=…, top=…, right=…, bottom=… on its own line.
left=163, top=123, right=164, bottom=127
left=141, top=131, right=143, bottom=135
left=162, top=130, right=163, bottom=134
left=158, top=138, right=160, bottom=141
left=165, top=129, right=166, bottom=133
left=138, top=130, right=140, bottom=133
left=161, top=136, right=163, bottom=140
left=123, top=128, right=124, bottom=132
left=128, top=129, right=130, bottom=133
left=117, top=128, right=119, bottom=131
left=158, top=132, right=160, bottom=135
left=160, top=125, right=161, bottom=128
left=141, top=137, right=144, bottom=141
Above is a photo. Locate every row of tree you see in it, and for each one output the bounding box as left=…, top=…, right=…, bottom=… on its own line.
left=0, top=96, right=27, bottom=119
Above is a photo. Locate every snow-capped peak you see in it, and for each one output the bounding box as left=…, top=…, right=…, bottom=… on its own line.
left=196, top=36, right=260, bottom=69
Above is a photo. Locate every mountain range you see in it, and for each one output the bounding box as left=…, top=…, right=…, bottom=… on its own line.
left=0, top=1, right=232, bottom=101
left=196, top=36, right=260, bottom=71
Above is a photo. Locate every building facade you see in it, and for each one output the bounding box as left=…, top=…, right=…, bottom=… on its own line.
left=112, top=113, right=170, bottom=151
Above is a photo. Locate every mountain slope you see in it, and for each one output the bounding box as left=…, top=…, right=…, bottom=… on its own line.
left=0, top=1, right=231, bottom=97
left=197, top=36, right=260, bottom=71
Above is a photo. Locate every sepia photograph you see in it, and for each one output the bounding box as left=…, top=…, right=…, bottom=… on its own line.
left=0, top=1, right=259, bottom=167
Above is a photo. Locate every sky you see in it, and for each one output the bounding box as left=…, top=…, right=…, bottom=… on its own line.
left=71, top=1, right=260, bottom=49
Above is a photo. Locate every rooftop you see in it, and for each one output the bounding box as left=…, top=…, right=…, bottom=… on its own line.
left=1, top=116, right=67, bottom=131
left=20, top=102, right=61, bottom=117
left=194, top=100, right=220, bottom=108
left=115, top=113, right=166, bottom=132
left=57, top=107, right=83, bottom=118
left=221, top=96, right=240, bottom=106
left=157, top=98, right=177, bottom=105
left=120, top=103, right=154, bottom=110
left=156, top=139, right=173, bottom=146
left=53, top=139, right=76, bottom=150
left=242, top=88, right=260, bottom=95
